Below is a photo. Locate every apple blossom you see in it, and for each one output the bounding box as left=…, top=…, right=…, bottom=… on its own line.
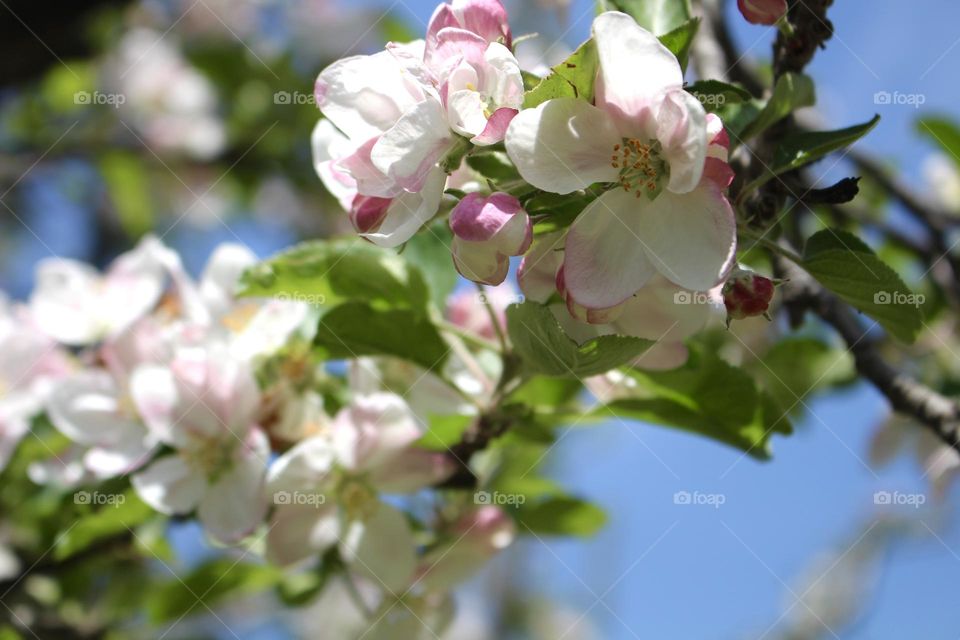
left=737, top=0, right=789, bottom=26
left=425, top=0, right=512, bottom=68
left=130, top=344, right=269, bottom=543
left=0, top=298, right=70, bottom=471
left=450, top=192, right=532, bottom=285
left=722, top=266, right=776, bottom=323
left=30, top=236, right=169, bottom=346
left=265, top=392, right=454, bottom=591
left=505, top=12, right=736, bottom=317
left=414, top=505, right=515, bottom=592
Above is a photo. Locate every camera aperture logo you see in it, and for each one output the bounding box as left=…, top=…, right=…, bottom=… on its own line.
left=273, top=491, right=327, bottom=507
left=474, top=490, right=526, bottom=507
left=673, top=490, right=726, bottom=509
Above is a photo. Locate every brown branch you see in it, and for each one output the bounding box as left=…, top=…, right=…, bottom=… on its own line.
left=776, top=256, right=960, bottom=455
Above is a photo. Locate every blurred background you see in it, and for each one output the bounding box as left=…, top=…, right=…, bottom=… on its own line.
left=1, top=0, right=959, bottom=637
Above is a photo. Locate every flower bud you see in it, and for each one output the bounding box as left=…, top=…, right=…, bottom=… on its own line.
left=450, top=193, right=532, bottom=286
left=722, top=267, right=776, bottom=322
left=737, top=0, right=788, bottom=25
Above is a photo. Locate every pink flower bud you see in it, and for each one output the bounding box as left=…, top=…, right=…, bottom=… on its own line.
left=450, top=193, right=532, bottom=286
left=722, top=267, right=776, bottom=321
left=737, top=0, right=788, bottom=25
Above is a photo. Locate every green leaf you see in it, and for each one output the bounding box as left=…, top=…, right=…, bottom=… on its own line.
left=754, top=338, right=855, bottom=417
left=600, top=349, right=792, bottom=458
left=525, top=191, right=596, bottom=233
left=743, top=115, right=880, bottom=194
left=276, top=548, right=340, bottom=606
left=314, top=302, right=449, bottom=370
left=523, top=39, right=598, bottom=109
left=657, top=18, right=700, bottom=72
left=403, top=223, right=458, bottom=310
left=417, top=414, right=473, bottom=451
left=801, top=229, right=923, bottom=343
left=98, top=152, right=154, bottom=238
left=466, top=152, right=521, bottom=183
left=147, top=559, right=281, bottom=622
left=54, top=491, right=154, bottom=561
left=602, top=0, right=692, bottom=34
left=239, top=239, right=429, bottom=313
left=686, top=80, right=752, bottom=113
left=740, top=72, right=815, bottom=141
left=916, top=116, right=960, bottom=172
left=506, top=303, right=653, bottom=378
left=515, top=496, right=607, bottom=537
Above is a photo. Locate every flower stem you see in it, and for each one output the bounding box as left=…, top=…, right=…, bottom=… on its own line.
left=738, top=226, right=805, bottom=264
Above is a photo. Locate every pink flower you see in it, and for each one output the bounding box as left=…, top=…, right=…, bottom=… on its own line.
left=505, top=12, right=736, bottom=318
left=737, top=0, right=788, bottom=25
left=722, top=267, right=776, bottom=322
left=450, top=193, right=532, bottom=285
left=425, top=0, right=512, bottom=70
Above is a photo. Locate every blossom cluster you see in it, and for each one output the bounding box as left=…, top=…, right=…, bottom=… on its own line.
left=0, top=237, right=515, bottom=619
left=311, top=0, right=776, bottom=369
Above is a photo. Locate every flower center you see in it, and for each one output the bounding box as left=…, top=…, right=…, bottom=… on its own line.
left=610, top=138, right=670, bottom=200
left=337, top=477, right=379, bottom=522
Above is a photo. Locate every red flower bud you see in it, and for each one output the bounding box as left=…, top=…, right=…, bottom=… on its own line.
left=737, top=0, right=788, bottom=25
left=722, top=268, right=776, bottom=322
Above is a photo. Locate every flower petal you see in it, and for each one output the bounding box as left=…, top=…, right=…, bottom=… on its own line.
left=636, top=182, right=737, bottom=291
left=266, top=503, right=340, bottom=567
left=198, top=430, right=269, bottom=544
left=131, top=455, right=204, bottom=515
left=517, top=231, right=565, bottom=303
left=472, top=107, right=517, bottom=146
left=312, top=119, right=358, bottom=211
left=370, top=449, right=456, bottom=494
left=506, top=98, right=620, bottom=194
left=657, top=90, right=708, bottom=194
left=315, top=51, right=426, bottom=142
left=362, top=167, right=447, bottom=248
left=452, top=0, right=512, bottom=47
left=339, top=502, right=417, bottom=594
left=562, top=189, right=657, bottom=309
left=266, top=435, right=336, bottom=495
left=372, top=99, right=454, bottom=193
left=47, top=370, right=144, bottom=447
left=593, top=12, right=683, bottom=122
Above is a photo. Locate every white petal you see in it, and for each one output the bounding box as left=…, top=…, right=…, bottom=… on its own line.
left=266, top=503, right=340, bottom=566
left=312, top=119, right=358, bottom=212
left=30, top=260, right=104, bottom=345
left=446, top=90, right=489, bottom=138
left=132, top=455, right=204, bottom=515
left=563, top=189, right=657, bottom=309
left=370, top=449, right=455, bottom=494
left=315, top=51, right=426, bottom=141
left=231, top=301, right=308, bottom=362
left=266, top=435, right=336, bottom=495
left=198, top=434, right=268, bottom=544
left=593, top=12, right=683, bottom=121
left=505, top=98, right=620, bottom=194
left=636, top=183, right=737, bottom=291
left=47, top=370, right=143, bottom=447
left=657, top=90, right=709, bottom=194
left=362, top=168, right=447, bottom=248
left=339, top=502, right=417, bottom=594
left=199, top=244, right=258, bottom=318
left=130, top=365, right=179, bottom=445
left=482, top=42, right=524, bottom=109
left=371, top=99, right=453, bottom=192
left=334, top=393, right=423, bottom=473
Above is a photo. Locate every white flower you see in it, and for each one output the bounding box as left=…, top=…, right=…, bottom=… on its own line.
left=265, top=393, right=454, bottom=592
left=505, top=12, right=736, bottom=315
left=30, top=236, right=169, bottom=346
left=131, top=344, right=268, bottom=544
